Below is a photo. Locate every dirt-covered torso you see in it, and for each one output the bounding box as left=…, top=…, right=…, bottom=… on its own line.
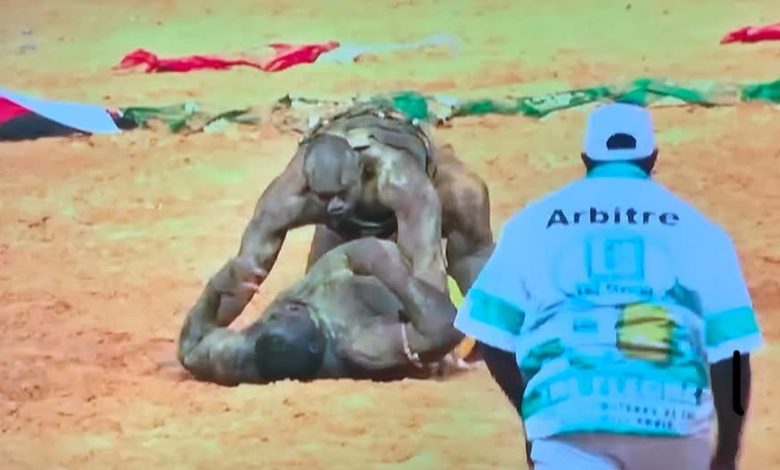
left=271, top=256, right=406, bottom=375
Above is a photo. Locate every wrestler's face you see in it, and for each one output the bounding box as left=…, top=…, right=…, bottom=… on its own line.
left=307, top=159, right=362, bottom=216
left=304, top=134, right=363, bottom=216
left=255, top=300, right=327, bottom=381
left=263, top=299, right=314, bottom=328
left=262, top=300, right=324, bottom=354
left=311, top=184, right=362, bottom=217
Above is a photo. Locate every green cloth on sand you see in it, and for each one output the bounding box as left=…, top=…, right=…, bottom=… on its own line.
left=369, top=91, right=431, bottom=120
left=119, top=102, right=257, bottom=133
left=116, top=76, right=780, bottom=135
left=741, top=79, right=780, bottom=103
left=452, top=78, right=743, bottom=118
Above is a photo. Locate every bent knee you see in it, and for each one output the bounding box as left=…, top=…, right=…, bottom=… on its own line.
left=350, top=238, right=406, bottom=267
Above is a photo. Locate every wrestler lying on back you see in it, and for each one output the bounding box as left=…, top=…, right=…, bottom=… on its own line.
left=177, top=238, right=468, bottom=386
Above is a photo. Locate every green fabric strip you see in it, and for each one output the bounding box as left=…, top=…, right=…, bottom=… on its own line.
left=467, top=288, right=525, bottom=336
left=116, top=76, right=780, bottom=135
left=586, top=163, right=649, bottom=179
left=705, top=306, right=761, bottom=346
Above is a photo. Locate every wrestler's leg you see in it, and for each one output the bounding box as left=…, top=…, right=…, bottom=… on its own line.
left=306, top=224, right=348, bottom=272
left=431, top=144, right=493, bottom=364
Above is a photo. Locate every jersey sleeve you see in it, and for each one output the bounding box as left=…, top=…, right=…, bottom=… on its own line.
left=453, top=214, right=530, bottom=352
left=699, top=230, right=763, bottom=363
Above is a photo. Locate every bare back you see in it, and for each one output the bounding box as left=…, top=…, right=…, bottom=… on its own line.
left=278, top=244, right=409, bottom=341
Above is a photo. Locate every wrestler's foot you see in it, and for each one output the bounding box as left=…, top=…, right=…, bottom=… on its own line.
left=430, top=352, right=480, bottom=378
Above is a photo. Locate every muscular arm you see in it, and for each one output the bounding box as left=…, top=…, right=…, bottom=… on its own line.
left=177, top=261, right=262, bottom=386
left=217, top=153, right=322, bottom=322
left=372, top=148, right=447, bottom=292
left=700, top=230, right=762, bottom=467
left=711, top=353, right=752, bottom=464
left=444, top=182, right=493, bottom=293
left=434, top=148, right=494, bottom=293
left=339, top=238, right=462, bottom=370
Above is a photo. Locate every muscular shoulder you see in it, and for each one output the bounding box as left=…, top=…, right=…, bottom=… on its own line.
left=652, top=184, right=726, bottom=229
left=375, top=152, right=428, bottom=187
left=500, top=186, right=565, bottom=236
left=341, top=322, right=407, bottom=373
left=371, top=148, right=437, bottom=209
left=268, top=150, right=308, bottom=195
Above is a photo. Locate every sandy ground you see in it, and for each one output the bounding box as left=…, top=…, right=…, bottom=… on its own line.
left=1, top=0, right=779, bottom=468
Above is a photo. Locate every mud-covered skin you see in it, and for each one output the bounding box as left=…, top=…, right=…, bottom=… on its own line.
left=215, top=104, right=449, bottom=322
left=212, top=103, right=493, bottom=324
left=303, top=104, right=441, bottom=245
left=307, top=139, right=495, bottom=295
left=177, top=238, right=464, bottom=386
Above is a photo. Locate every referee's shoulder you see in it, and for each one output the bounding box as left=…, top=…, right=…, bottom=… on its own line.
left=656, top=184, right=734, bottom=242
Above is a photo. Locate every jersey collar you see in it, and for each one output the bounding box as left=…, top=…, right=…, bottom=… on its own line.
left=586, top=162, right=650, bottom=180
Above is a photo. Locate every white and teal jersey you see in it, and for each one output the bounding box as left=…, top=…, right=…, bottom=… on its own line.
left=455, top=164, right=763, bottom=441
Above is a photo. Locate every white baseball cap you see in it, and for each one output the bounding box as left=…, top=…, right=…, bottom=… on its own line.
left=583, top=103, right=656, bottom=162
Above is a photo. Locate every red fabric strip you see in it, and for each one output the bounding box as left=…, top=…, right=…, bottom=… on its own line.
left=114, top=41, right=339, bottom=73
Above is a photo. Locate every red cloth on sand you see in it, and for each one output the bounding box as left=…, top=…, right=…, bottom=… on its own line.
left=261, top=42, right=338, bottom=72
left=114, top=41, right=340, bottom=73
left=720, top=22, right=780, bottom=44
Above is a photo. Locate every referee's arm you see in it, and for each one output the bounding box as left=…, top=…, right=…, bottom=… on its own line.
left=452, top=215, right=533, bottom=465
left=703, top=230, right=763, bottom=465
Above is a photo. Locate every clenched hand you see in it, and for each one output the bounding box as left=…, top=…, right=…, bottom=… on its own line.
left=212, top=256, right=267, bottom=325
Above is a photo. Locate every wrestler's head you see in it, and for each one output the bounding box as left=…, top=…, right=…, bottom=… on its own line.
left=303, top=133, right=364, bottom=217
left=581, top=102, right=658, bottom=175
left=254, top=299, right=327, bottom=382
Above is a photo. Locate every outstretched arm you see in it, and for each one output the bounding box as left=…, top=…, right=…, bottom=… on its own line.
left=177, top=260, right=263, bottom=386
left=217, top=154, right=322, bottom=322
left=372, top=148, right=447, bottom=293
left=341, top=238, right=463, bottom=370
left=700, top=230, right=763, bottom=469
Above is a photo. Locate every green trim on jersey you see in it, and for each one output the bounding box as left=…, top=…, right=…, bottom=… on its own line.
left=586, top=162, right=650, bottom=179
left=467, top=288, right=526, bottom=336
left=706, top=306, right=761, bottom=347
